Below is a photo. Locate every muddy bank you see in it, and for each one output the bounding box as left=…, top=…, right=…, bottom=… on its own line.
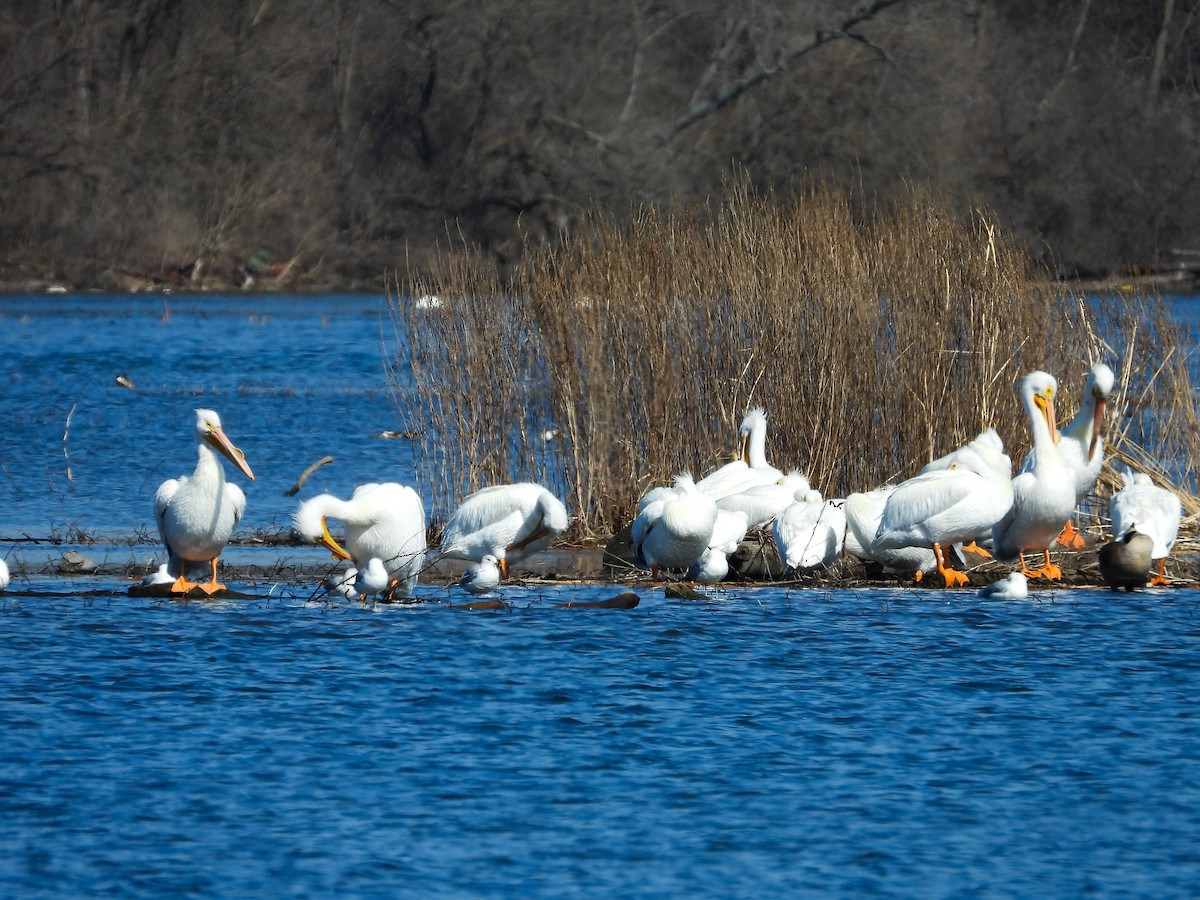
left=7, top=529, right=1199, bottom=594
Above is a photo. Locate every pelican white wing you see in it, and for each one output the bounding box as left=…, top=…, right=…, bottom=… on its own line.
left=439, top=482, right=569, bottom=577
left=772, top=492, right=847, bottom=570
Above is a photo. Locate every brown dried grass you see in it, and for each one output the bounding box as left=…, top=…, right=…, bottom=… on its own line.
left=388, top=179, right=1199, bottom=542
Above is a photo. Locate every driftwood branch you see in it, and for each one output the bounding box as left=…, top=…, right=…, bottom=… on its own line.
left=285, top=455, right=335, bottom=496
left=61, top=383, right=91, bottom=485
left=668, top=0, right=908, bottom=139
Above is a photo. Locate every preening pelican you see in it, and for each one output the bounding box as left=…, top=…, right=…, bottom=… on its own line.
left=459, top=554, right=502, bottom=595
left=632, top=472, right=718, bottom=578
left=772, top=491, right=847, bottom=570
left=1109, top=467, right=1182, bottom=585
left=1020, top=363, right=1115, bottom=547
left=294, top=482, right=427, bottom=598
left=0, top=558, right=9, bottom=591
left=875, top=429, right=1014, bottom=587
left=1098, top=531, right=1154, bottom=591
left=716, top=470, right=812, bottom=530
left=685, top=508, right=750, bottom=584
left=993, top=372, right=1076, bottom=579
left=439, top=483, right=568, bottom=578
left=979, top=572, right=1028, bottom=600
left=695, top=407, right=784, bottom=501
left=155, top=409, right=255, bottom=594
left=844, top=486, right=938, bottom=577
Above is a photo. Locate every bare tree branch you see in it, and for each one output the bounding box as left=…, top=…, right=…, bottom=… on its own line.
left=667, top=0, right=908, bottom=140
left=1148, top=0, right=1177, bottom=109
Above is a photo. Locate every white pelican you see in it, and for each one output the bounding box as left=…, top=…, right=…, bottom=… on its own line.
left=354, top=558, right=391, bottom=599
left=695, top=407, right=784, bottom=501
left=323, top=567, right=359, bottom=599
left=715, top=470, right=812, bottom=530
left=772, top=491, right=847, bottom=570
left=919, top=427, right=1011, bottom=556
left=155, top=409, right=255, bottom=594
left=1098, top=531, right=1154, bottom=591
left=0, top=558, right=9, bottom=591
left=844, top=486, right=938, bottom=576
left=993, top=372, right=1076, bottom=580
left=438, top=483, right=568, bottom=578
left=1020, top=363, right=1115, bottom=547
left=685, top=508, right=750, bottom=584
left=875, top=429, right=1014, bottom=587
left=632, top=472, right=718, bottom=578
left=979, top=572, right=1029, bottom=600
left=459, top=554, right=502, bottom=595
left=1109, top=467, right=1182, bottom=585
left=294, top=482, right=427, bottom=598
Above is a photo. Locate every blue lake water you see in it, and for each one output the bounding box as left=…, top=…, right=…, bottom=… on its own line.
left=0, top=293, right=412, bottom=539
left=3, top=294, right=1200, bottom=897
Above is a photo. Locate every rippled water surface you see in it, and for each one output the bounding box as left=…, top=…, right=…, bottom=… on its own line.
left=0, top=293, right=409, bottom=538
left=3, top=295, right=1200, bottom=897
left=2, top=581, right=1200, bottom=898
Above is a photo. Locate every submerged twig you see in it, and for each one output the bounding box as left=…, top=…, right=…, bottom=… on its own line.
left=62, top=384, right=90, bottom=485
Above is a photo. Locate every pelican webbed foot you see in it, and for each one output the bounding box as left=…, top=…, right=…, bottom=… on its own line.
left=1055, top=520, right=1087, bottom=549
left=961, top=541, right=993, bottom=559
left=1036, top=563, right=1063, bottom=581
left=933, top=544, right=970, bottom=587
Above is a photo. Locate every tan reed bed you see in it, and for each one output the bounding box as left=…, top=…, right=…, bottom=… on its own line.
left=387, top=180, right=1199, bottom=548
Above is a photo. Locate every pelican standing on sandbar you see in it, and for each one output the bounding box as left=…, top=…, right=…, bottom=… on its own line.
left=294, top=482, right=427, bottom=598
left=1109, top=467, right=1182, bottom=586
left=632, top=472, right=718, bottom=578
left=155, top=409, right=255, bottom=594
left=1020, top=362, right=1114, bottom=547
left=438, top=483, right=569, bottom=579
left=874, top=430, right=1014, bottom=587
left=993, top=371, right=1076, bottom=580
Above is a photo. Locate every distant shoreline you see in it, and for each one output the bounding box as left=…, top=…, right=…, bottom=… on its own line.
left=2, top=266, right=1199, bottom=300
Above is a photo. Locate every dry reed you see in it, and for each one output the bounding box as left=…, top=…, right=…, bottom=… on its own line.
left=388, top=179, right=1199, bottom=542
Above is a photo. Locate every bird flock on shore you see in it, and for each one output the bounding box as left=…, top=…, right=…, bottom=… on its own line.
left=4, top=362, right=1180, bottom=601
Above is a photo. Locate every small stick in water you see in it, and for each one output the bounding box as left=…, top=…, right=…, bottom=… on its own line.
left=285, top=455, right=335, bottom=496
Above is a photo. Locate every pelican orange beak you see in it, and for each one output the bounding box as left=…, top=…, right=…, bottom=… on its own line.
left=320, top=516, right=353, bottom=561
left=1032, top=393, right=1060, bottom=446
left=1089, top=397, right=1106, bottom=460
left=498, top=557, right=509, bottom=579
left=1035, top=388, right=1060, bottom=445
left=738, top=431, right=751, bottom=465
left=204, top=425, right=255, bottom=480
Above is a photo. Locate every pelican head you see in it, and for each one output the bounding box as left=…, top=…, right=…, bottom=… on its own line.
left=195, top=409, right=254, bottom=480
left=1024, top=372, right=1059, bottom=446
left=1086, top=363, right=1115, bottom=459
left=292, top=494, right=355, bottom=561
left=737, top=407, right=767, bottom=464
